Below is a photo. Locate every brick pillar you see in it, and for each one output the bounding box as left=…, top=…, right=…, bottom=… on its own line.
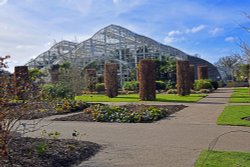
left=189, top=65, right=195, bottom=89
left=176, top=60, right=190, bottom=96
left=49, top=65, right=60, bottom=83
left=104, top=63, right=118, bottom=98
left=139, top=59, right=156, bottom=101
left=198, top=66, right=208, bottom=80
left=14, top=66, right=30, bottom=100
left=85, top=69, right=96, bottom=92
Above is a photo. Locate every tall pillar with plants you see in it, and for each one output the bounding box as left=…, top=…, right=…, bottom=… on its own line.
left=14, top=66, right=30, bottom=100
left=49, top=65, right=60, bottom=83
left=176, top=60, right=190, bottom=96
left=85, top=69, right=96, bottom=92
left=197, top=65, right=208, bottom=80
left=139, top=59, right=156, bottom=101
left=189, top=65, right=195, bottom=89
left=104, top=63, right=118, bottom=98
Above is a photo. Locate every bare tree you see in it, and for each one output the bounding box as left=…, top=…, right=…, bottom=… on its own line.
left=215, top=54, right=243, bottom=80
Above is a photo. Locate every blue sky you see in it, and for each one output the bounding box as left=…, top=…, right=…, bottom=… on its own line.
left=1, top=0, right=250, bottom=72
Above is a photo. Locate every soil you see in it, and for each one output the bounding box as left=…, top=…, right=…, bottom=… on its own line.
left=3, top=137, right=101, bottom=167
left=53, top=104, right=186, bottom=122
left=242, top=116, right=250, bottom=121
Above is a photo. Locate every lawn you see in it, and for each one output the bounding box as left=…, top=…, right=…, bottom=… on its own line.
left=229, top=87, right=250, bottom=103
left=75, top=94, right=206, bottom=103
left=217, top=105, right=250, bottom=126
left=195, top=150, right=250, bottom=167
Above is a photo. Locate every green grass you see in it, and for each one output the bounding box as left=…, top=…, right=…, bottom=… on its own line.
left=217, top=105, right=250, bottom=126
left=75, top=94, right=206, bottom=103
left=195, top=150, right=250, bottom=167
left=229, top=87, right=250, bottom=103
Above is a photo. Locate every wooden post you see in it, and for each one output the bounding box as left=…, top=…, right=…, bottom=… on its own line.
left=104, top=63, right=118, bottom=98
left=49, top=65, right=60, bottom=83
left=139, top=59, right=156, bottom=101
left=176, top=60, right=190, bottom=96
left=197, top=66, right=208, bottom=80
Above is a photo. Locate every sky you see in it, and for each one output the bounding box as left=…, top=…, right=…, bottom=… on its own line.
left=1, top=0, right=250, bottom=72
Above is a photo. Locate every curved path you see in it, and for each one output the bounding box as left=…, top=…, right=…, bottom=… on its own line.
left=28, top=88, right=250, bottom=167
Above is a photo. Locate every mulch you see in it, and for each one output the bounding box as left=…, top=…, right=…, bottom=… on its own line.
left=2, top=137, right=101, bottom=167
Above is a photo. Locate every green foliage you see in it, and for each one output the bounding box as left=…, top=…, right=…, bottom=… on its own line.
left=166, top=89, right=177, bottom=94
left=123, top=81, right=139, bottom=92
left=36, top=142, right=47, bottom=155
left=193, top=79, right=213, bottom=91
left=195, top=150, right=250, bottom=167
left=42, top=83, right=72, bottom=99
left=155, top=57, right=176, bottom=83
left=165, top=80, right=176, bottom=90
left=235, top=64, right=249, bottom=81
left=29, top=68, right=46, bottom=81
left=95, top=83, right=105, bottom=93
left=217, top=105, right=250, bottom=127
left=86, top=104, right=166, bottom=123
left=155, top=81, right=166, bottom=91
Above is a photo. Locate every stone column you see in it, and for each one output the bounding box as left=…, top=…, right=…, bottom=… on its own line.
left=198, top=66, right=208, bottom=80
left=139, top=59, right=156, bottom=101
left=14, top=66, right=30, bottom=100
left=176, top=60, right=190, bottom=96
left=104, top=63, right=118, bottom=98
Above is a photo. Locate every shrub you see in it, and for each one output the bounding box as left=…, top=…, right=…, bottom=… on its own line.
left=197, top=89, right=212, bottom=94
left=165, top=80, right=176, bottom=90
left=95, top=83, right=105, bottom=93
left=123, top=81, right=139, bottom=92
left=211, top=81, right=219, bottom=90
left=193, top=79, right=212, bottom=91
left=166, top=89, right=177, bottom=94
left=42, top=83, right=72, bottom=99
left=156, top=81, right=166, bottom=91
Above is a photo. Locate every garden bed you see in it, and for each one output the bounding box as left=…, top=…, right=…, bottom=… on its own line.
left=53, top=104, right=186, bottom=123
left=3, top=137, right=101, bottom=167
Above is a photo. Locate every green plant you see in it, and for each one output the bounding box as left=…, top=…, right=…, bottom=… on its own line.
left=95, top=83, right=105, bottom=93
left=166, top=89, right=177, bottom=94
left=42, top=83, right=72, bottom=99
left=36, top=142, right=47, bottom=155
left=211, top=81, right=219, bottom=90
left=193, top=79, right=212, bottom=91
left=123, top=81, right=139, bottom=92
left=156, top=81, right=166, bottom=91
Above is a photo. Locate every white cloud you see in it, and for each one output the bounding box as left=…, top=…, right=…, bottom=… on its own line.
left=225, top=36, right=235, bottom=42
left=168, top=30, right=182, bottom=36
left=0, top=0, right=8, bottom=6
left=210, top=27, right=224, bottom=36
left=189, top=25, right=206, bottom=33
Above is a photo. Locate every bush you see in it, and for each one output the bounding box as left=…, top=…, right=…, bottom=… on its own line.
left=42, top=83, right=72, bottom=99
left=193, top=79, right=213, bottom=91
left=211, top=81, right=219, bottom=90
left=156, top=81, right=166, bottom=91
left=95, top=83, right=105, bottom=93
left=123, top=81, right=139, bottom=92
left=165, top=80, right=176, bottom=90
left=166, top=89, right=177, bottom=94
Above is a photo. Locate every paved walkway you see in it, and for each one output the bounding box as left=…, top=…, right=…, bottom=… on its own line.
left=28, top=88, right=250, bottom=167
